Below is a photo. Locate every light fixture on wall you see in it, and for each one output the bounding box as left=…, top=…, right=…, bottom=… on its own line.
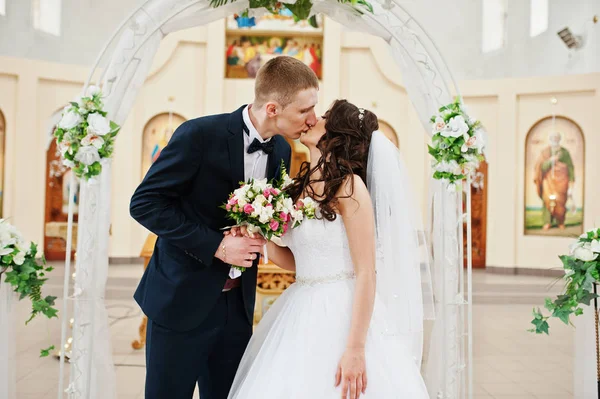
left=557, top=27, right=583, bottom=49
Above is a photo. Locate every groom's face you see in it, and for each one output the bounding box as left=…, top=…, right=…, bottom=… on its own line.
left=274, top=88, right=318, bottom=140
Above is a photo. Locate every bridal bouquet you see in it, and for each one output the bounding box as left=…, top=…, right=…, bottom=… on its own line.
left=54, top=85, right=121, bottom=180
left=0, top=219, right=57, bottom=356
left=428, top=97, right=486, bottom=189
left=222, top=161, right=316, bottom=277
left=530, top=228, right=600, bottom=335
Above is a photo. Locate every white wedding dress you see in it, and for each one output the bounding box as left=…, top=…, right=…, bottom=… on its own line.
left=228, top=213, right=430, bottom=398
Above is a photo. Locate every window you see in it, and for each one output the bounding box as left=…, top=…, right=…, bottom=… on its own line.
left=32, top=0, right=62, bottom=36
left=0, top=0, right=6, bottom=16
left=482, top=0, right=506, bottom=53
left=530, top=0, right=549, bottom=37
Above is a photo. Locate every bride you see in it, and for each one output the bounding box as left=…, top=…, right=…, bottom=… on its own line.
left=227, top=99, right=431, bottom=399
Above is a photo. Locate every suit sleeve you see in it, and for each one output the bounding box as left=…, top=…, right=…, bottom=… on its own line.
left=129, top=120, right=223, bottom=266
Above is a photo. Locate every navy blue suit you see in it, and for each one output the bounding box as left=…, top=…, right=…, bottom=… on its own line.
left=131, top=105, right=291, bottom=399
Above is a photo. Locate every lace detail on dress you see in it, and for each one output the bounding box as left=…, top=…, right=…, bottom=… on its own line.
left=295, top=271, right=355, bottom=286
left=283, top=216, right=355, bottom=281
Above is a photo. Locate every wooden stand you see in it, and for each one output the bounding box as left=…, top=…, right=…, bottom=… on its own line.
left=131, top=234, right=157, bottom=350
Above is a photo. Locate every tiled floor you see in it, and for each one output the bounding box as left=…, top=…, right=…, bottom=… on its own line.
left=11, top=265, right=573, bottom=398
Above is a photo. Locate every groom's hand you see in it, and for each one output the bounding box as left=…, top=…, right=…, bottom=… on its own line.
left=227, top=225, right=254, bottom=238
left=215, top=234, right=265, bottom=267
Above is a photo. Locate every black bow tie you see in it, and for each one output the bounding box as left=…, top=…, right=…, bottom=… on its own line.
left=247, top=138, right=274, bottom=155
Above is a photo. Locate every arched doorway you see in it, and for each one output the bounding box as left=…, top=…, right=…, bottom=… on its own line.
left=44, top=135, right=80, bottom=260
left=463, top=161, right=488, bottom=268
left=141, top=111, right=187, bottom=177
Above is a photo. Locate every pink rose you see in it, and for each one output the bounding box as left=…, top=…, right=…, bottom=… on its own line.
left=228, top=197, right=238, bottom=206
left=263, top=189, right=271, bottom=198
left=270, top=220, right=280, bottom=231
left=265, top=203, right=273, bottom=208
left=270, top=188, right=280, bottom=196
left=243, top=204, right=254, bottom=214
left=226, top=204, right=232, bottom=211
left=283, top=222, right=289, bottom=234
left=296, top=200, right=304, bottom=209
left=280, top=212, right=289, bottom=222
left=233, top=205, right=239, bottom=213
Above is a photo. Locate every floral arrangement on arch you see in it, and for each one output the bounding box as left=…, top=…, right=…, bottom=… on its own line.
left=530, top=228, right=600, bottom=335
left=0, top=219, right=57, bottom=357
left=54, top=86, right=120, bottom=180
left=428, top=97, right=486, bottom=189
left=210, top=0, right=373, bottom=22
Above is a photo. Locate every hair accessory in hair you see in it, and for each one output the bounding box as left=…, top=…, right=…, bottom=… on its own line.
left=358, top=108, right=365, bottom=127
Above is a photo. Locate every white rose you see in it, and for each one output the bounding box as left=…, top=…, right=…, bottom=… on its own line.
left=87, top=113, right=111, bottom=136
left=441, top=115, right=469, bottom=138
left=254, top=178, right=268, bottom=191
left=572, top=243, right=598, bottom=262
left=254, top=195, right=267, bottom=206
left=74, top=145, right=101, bottom=166
left=237, top=198, right=248, bottom=207
left=59, top=110, right=83, bottom=130
left=81, top=134, right=105, bottom=149
left=16, top=240, right=31, bottom=254
left=251, top=202, right=264, bottom=216
left=0, top=247, right=12, bottom=256
left=0, top=230, right=16, bottom=248
left=13, top=251, right=25, bottom=265
left=591, top=240, right=600, bottom=253
left=283, top=198, right=294, bottom=213
left=259, top=211, right=271, bottom=224
left=86, top=85, right=101, bottom=97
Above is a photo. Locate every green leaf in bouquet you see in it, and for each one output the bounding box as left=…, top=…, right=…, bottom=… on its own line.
left=552, top=307, right=572, bottom=325
left=69, top=102, right=79, bottom=108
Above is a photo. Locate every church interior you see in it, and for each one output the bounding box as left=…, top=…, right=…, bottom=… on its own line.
left=1, top=0, right=600, bottom=398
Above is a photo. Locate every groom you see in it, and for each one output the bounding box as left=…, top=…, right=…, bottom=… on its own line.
left=130, top=56, right=319, bottom=399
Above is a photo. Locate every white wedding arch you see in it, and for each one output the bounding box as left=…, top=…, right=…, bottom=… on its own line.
left=52, top=1, right=476, bottom=398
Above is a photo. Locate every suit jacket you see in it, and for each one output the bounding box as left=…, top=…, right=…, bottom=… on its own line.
left=131, top=105, right=292, bottom=331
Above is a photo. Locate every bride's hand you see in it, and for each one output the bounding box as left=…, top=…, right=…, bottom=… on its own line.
left=335, top=347, right=367, bottom=399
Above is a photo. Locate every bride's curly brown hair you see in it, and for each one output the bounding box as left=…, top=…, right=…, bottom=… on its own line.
left=285, top=99, right=378, bottom=221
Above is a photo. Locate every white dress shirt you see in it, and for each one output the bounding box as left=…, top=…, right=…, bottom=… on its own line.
left=242, top=105, right=270, bottom=182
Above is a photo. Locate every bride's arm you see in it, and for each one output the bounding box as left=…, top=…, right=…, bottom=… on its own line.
left=265, top=241, right=296, bottom=271
left=335, top=174, right=376, bottom=397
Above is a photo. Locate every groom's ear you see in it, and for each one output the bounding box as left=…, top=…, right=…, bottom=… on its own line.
left=265, top=102, right=278, bottom=118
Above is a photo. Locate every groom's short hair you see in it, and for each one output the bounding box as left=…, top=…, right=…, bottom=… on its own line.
left=254, top=56, right=319, bottom=109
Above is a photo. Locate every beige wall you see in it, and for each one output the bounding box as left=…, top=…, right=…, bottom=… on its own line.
left=0, top=19, right=598, bottom=270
